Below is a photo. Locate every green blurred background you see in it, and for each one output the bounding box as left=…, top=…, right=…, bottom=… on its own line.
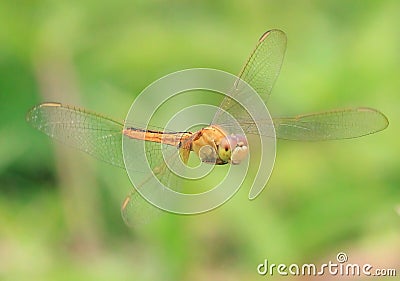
left=1, top=0, right=399, bottom=280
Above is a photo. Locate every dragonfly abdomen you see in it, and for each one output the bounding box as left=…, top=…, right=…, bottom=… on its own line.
left=123, top=128, right=193, bottom=147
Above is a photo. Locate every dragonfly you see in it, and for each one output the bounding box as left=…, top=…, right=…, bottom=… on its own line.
left=26, top=29, right=389, bottom=224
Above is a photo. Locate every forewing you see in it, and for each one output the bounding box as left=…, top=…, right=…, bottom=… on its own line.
left=26, top=102, right=125, bottom=167
left=212, top=29, right=286, bottom=130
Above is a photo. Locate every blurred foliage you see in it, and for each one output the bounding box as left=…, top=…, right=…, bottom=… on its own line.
left=1, top=0, right=399, bottom=280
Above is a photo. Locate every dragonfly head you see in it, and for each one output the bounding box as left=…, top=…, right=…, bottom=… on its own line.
left=218, top=134, right=248, bottom=165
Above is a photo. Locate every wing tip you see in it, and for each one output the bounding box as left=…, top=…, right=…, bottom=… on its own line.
left=26, top=102, right=61, bottom=122
left=259, top=29, right=286, bottom=42
left=357, top=107, right=389, bottom=131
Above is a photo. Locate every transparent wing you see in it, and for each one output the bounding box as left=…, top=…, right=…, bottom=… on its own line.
left=26, top=102, right=125, bottom=167
left=234, top=107, right=388, bottom=140
left=213, top=29, right=286, bottom=125
left=273, top=107, right=389, bottom=140
left=121, top=143, right=172, bottom=227
left=236, top=29, right=287, bottom=104
left=27, top=102, right=187, bottom=226
left=212, top=30, right=388, bottom=140
left=121, top=188, right=162, bottom=226
left=122, top=138, right=188, bottom=226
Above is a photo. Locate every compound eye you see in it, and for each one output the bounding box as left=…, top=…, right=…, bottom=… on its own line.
left=218, top=134, right=248, bottom=164
left=227, top=134, right=248, bottom=165
left=235, top=134, right=247, bottom=148
left=231, top=145, right=248, bottom=165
